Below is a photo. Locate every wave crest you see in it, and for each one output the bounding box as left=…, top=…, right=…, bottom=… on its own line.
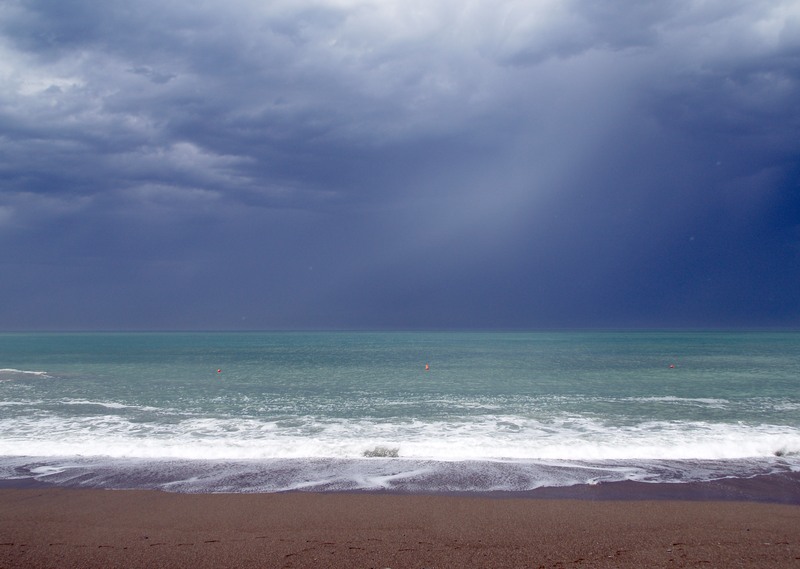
left=0, top=368, right=50, bottom=380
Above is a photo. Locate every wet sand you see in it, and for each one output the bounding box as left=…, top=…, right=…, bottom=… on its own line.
left=2, top=487, right=800, bottom=568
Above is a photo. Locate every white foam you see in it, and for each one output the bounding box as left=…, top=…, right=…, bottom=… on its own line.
left=624, top=396, right=729, bottom=408
left=768, top=401, right=800, bottom=412
left=1, top=413, right=798, bottom=463
left=28, top=465, right=68, bottom=475
left=58, top=399, right=163, bottom=412
left=0, top=368, right=50, bottom=379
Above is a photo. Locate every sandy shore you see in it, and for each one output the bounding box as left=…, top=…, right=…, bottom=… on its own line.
left=1, top=489, right=799, bottom=568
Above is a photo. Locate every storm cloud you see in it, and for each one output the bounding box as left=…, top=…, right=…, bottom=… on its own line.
left=1, top=0, right=798, bottom=329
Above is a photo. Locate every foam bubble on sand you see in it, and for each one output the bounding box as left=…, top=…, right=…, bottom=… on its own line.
left=362, top=446, right=400, bottom=458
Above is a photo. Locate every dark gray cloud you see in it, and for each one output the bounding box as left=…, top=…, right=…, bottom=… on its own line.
left=0, top=0, right=798, bottom=330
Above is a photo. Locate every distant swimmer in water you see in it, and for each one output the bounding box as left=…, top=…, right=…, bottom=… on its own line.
left=425, top=363, right=430, bottom=371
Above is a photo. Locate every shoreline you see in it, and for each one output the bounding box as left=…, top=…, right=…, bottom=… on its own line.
left=2, top=487, right=800, bottom=568
left=3, top=469, right=799, bottom=504
left=3, top=453, right=799, bottom=497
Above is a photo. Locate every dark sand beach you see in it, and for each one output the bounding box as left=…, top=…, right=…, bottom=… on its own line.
left=2, top=484, right=800, bottom=568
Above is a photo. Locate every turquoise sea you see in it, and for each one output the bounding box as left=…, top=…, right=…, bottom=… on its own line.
left=1, top=331, right=799, bottom=493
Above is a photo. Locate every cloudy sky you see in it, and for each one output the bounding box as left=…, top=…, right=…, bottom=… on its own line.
left=1, top=0, right=798, bottom=330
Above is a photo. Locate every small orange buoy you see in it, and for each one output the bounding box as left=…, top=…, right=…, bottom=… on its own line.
left=217, top=369, right=222, bottom=373
left=425, top=363, right=430, bottom=371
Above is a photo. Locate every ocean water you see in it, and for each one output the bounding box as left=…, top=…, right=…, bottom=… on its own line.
left=1, top=331, right=799, bottom=494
